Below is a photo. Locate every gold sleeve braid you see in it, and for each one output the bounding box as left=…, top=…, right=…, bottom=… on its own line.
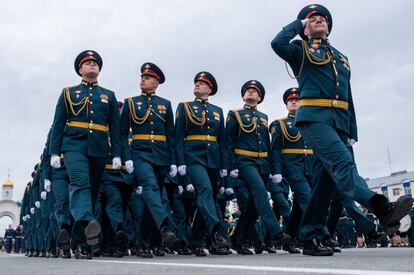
left=183, top=102, right=206, bottom=126
left=234, top=110, right=257, bottom=133
left=64, top=88, right=89, bottom=116
left=278, top=119, right=301, bottom=143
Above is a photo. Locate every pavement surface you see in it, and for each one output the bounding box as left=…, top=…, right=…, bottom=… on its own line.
left=1, top=247, right=414, bottom=275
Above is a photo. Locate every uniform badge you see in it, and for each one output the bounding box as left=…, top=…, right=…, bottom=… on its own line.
left=213, top=111, right=220, bottom=121
left=100, top=94, right=109, bottom=104
left=260, top=117, right=268, bottom=127
left=157, top=104, right=166, bottom=114
left=192, top=105, right=198, bottom=110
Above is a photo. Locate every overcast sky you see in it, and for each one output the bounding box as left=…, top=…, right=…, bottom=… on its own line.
left=1, top=0, right=413, bottom=201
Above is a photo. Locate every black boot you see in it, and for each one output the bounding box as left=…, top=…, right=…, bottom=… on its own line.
left=61, top=249, right=71, bottom=259
left=115, top=230, right=129, bottom=251
left=282, top=244, right=300, bottom=254
left=210, top=230, right=229, bottom=249
left=235, top=245, right=253, bottom=255
left=160, top=225, right=181, bottom=250
left=84, top=220, right=101, bottom=246
left=370, top=195, right=413, bottom=235
left=368, top=229, right=387, bottom=244
left=58, top=228, right=71, bottom=251
left=303, top=238, right=333, bottom=256
left=273, top=232, right=291, bottom=247
left=137, top=248, right=153, bottom=258
left=321, top=238, right=341, bottom=253
left=194, top=247, right=206, bottom=257
left=253, top=243, right=264, bottom=254
left=153, top=247, right=166, bottom=257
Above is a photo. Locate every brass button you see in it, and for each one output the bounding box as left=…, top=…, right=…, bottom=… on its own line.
left=336, top=95, right=339, bottom=99
left=90, top=111, right=94, bottom=114
left=332, top=100, right=338, bottom=107
left=90, top=102, right=93, bottom=104
left=336, top=82, right=339, bottom=87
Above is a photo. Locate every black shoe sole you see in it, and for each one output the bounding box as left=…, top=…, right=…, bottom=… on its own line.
left=115, top=231, right=129, bottom=250
left=85, top=220, right=101, bottom=246
left=58, top=229, right=71, bottom=250
left=303, top=249, right=333, bottom=256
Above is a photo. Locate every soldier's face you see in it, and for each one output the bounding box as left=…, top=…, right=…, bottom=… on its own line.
left=286, top=98, right=299, bottom=113
left=243, top=88, right=261, bottom=104
left=79, top=60, right=99, bottom=78
left=304, top=15, right=329, bottom=39
left=194, top=81, right=212, bottom=98
left=140, top=75, right=159, bottom=91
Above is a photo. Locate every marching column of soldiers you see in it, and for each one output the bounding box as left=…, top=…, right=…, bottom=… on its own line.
left=19, top=4, right=413, bottom=259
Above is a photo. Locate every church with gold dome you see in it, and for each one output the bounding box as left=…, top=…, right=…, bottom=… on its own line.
left=0, top=176, right=20, bottom=230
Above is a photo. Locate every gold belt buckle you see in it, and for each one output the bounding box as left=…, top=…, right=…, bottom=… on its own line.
left=206, top=135, right=211, bottom=141
left=88, top=122, right=94, bottom=129
left=332, top=100, right=338, bottom=108
left=149, top=134, right=154, bottom=140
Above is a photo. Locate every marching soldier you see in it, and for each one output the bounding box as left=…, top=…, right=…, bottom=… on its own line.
left=119, top=62, right=181, bottom=251
left=175, top=71, right=229, bottom=255
left=271, top=4, right=412, bottom=255
left=269, top=87, right=312, bottom=254
left=49, top=50, right=122, bottom=258
left=226, top=80, right=291, bottom=254
left=4, top=224, right=15, bottom=253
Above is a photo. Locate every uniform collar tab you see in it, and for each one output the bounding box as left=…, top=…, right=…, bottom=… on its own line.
left=195, top=97, right=208, bottom=104
left=81, top=80, right=98, bottom=87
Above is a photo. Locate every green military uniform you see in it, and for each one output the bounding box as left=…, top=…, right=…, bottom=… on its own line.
left=226, top=80, right=290, bottom=249
left=175, top=71, right=229, bottom=253
left=50, top=50, right=121, bottom=251
left=120, top=63, right=180, bottom=250
left=271, top=4, right=412, bottom=253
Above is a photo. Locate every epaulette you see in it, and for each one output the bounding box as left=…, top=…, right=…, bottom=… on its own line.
left=276, top=116, right=287, bottom=121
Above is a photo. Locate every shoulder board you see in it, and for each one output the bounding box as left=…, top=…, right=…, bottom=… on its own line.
left=277, top=116, right=287, bottom=121
left=231, top=108, right=243, bottom=112
left=64, top=84, right=79, bottom=90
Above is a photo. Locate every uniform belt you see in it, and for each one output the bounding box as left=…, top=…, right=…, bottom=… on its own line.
left=105, top=164, right=126, bottom=170
left=235, top=149, right=268, bottom=158
left=281, top=149, right=313, bottom=155
left=67, top=121, right=108, bottom=132
left=184, top=135, right=217, bottom=142
left=132, top=134, right=167, bottom=141
left=299, top=99, right=349, bottom=110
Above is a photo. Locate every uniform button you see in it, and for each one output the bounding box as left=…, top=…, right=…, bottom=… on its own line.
left=259, top=141, right=261, bottom=144
left=333, top=60, right=337, bottom=64
left=150, top=105, right=152, bottom=107
left=90, top=102, right=93, bottom=104
left=151, top=131, right=154, bottom=134
left=207, top=126, right=210, bottom=129
left=90, top=110, right=94, bottom=114
left=336, top=82, right=339, bottom=87
left=151, top=140, right=154, bottom=143
left=207, top=118, right=210, bottom=120
left=89, top=93, right=92, bottom=96
left=258, top=133, right=261, bottom=136
left=336, top=95, right=339, bottom=99
left=207, top=143, right=210, bottom=147
left=90, top=120, right=93, bottom=123
left=150, top=113, right=153, bottom=116
left=148, top=98, right=151, bottom=101
left=89, top=87, right=92, bottom=90
left=150, top=122, right=154, bottom=125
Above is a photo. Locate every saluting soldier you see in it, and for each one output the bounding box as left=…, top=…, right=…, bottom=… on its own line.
left=226, top=80, right=291, bottom=253
left=119, top=62, right=181, bottom=251
left=175, top=71, right=229, bottom=255
left=49, top=50, right=122, bottom=258
left=271, top=4, right=412, bottom=256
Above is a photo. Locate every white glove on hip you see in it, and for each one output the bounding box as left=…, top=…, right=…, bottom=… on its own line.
left=136, top=186, right=143, bottom=195
left=220, top=169, right=228, bottom=178
left=30, top=208, right=35, bottom=214
left=271, top=174, right=283, bottom=184
left=125, top=160, right=134, bottom=174
left=186, top=184, right=195, bottom=192
left=178, top=165, right=187, bottom=176
left=347, top=138, right=356, bottom=147
left=267, top=191, right=272, bottom=200
left=230, top=169, right=239, bottom=178
left=225, top=188, right=234, bottom=195
left=219, top=187, right=225, bottom=194
left=169, top=165, right=178, bottom=178
left=44, top=179, right=52, bottom=192
left=22, top=216, right=27, bottom=222
left=26, top=214, right=30, bottom=219
left=50, top=154, right=61, bottom=169
left=112, top=157, right=122, bottom=169
left=178, top=185, right=184, bottom=195
left=35, top=201, right=41, bottom=208
left=40, top=191, right=47, bottom=200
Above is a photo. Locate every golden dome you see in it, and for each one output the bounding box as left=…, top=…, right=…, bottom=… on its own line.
left=3, top=178, right=13, bottom=188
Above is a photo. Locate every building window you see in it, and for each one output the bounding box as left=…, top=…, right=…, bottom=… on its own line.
left=381, top=186, right=388, bottom=198
left=403, top=181, right=412, bottom=197
left=392, top=188, right=401, bottom=197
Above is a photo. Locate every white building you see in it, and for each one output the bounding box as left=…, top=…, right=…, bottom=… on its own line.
left=366, top=170, right=413, bottom=202
left=0, top=177, right=20, bottom=236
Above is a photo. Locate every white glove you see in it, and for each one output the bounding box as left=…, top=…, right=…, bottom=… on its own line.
left=22, top=216, right=27, bottom=222
left=125, top=160, right=134, bottom=174
left=186, top=184, right=195, bottom=192
left=112, top=157, right=122, bottom=169
left=30, top=208, right=35, bottom=214
left=267, top=191, right=272, bottom=200
left=178, top=165, right=187, bottom=176
left=35, top=201, right=41, bottom=208
left=135, top=186, right=143, bottom=195
left=178, top=185, right=184, bottom=195
left=169, top=165, right=178, bottom=178
left=40, top=191, right=47, bottom=200
left=50, top=154, right=61, bottom=169
left=301, top=18, right=310, bottom=27
left=220, top=169, right=228, bottom=178
left=271, top=174, right=283, bottom=184
left=225, top=188, right=234, bottom=195
left=26, top=214, right=30, bottom=219
left=219, top=187, right=225, bottom=194
left=230, top=169, right=239, bottom=178
left=44, top=179, right=52, bottom=192
left=347, top=138, right=356, bottom=147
